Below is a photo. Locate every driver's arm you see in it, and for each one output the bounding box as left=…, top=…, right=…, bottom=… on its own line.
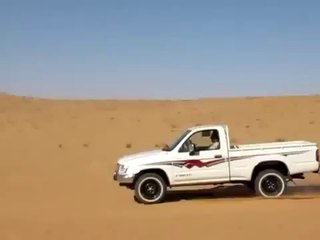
left=208, top=142, right=219, bottom=150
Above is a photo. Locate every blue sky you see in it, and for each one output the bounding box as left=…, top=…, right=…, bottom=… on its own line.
left=1, top=0, right=320, bottom=99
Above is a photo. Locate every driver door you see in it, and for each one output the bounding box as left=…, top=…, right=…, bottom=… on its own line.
left=172, top=129, right=229, bottom=184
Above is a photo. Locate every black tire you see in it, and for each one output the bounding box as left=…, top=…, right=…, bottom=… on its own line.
left=134, top=173, right=167, bottom=204
left=254, top=169, right=287, bottom=198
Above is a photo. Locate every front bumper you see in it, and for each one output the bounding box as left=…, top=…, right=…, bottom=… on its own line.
left=113, top=171, right=135, bottom=184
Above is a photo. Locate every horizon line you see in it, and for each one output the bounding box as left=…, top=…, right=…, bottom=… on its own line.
left=0, top=91, right=319, bottom=101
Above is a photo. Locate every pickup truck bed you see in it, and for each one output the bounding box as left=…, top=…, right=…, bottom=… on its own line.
left=230, top=140, right=316, bottom=156
left=228, top=141, right=318, bottom=179
left=231, top=140, right=316, bottom=150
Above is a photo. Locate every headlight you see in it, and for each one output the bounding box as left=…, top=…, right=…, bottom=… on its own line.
left=118, top=164, right=128, bottom=174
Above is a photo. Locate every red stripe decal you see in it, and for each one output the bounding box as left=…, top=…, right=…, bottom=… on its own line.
left=181, top=159, right=225, bottom=169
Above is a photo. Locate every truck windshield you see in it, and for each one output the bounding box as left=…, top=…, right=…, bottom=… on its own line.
left=162, top=129, right=191, bottom=151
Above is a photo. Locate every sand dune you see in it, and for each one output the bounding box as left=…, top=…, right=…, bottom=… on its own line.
left=1, top=94, right=320, bottom=240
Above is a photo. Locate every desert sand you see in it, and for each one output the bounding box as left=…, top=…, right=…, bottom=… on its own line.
left=1, top=93, right=320, bottom=240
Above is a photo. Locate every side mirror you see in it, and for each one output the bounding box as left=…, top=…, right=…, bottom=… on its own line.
left=189, top=143, right=199, bottom=156
left=189, top=143, right=195, bottom=152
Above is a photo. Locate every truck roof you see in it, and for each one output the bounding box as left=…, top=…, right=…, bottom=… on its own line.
left=187, top=124, right=227, bottom=131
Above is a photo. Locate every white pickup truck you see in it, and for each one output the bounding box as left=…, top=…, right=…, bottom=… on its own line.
left=113, top=124, right=319, bottom=204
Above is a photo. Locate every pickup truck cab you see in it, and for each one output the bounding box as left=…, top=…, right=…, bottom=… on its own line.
left=113, top=124, right=320, bottom=204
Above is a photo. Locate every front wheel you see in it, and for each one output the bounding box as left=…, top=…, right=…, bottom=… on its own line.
left=254, top=169, right=287, bottom=198
left=134, top=173, right=167, bottom=204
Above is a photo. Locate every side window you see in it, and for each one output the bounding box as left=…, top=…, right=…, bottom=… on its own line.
left=179, top=129, right=220, bottom=152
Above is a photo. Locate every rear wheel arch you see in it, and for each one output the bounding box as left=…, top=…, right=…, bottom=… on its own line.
left=251, top=160, right=290, bottom=181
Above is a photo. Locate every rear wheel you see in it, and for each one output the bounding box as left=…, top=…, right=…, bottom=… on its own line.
left=134, top=173, right=167, bottom=204
left=254, top=169, right=287, bottom=198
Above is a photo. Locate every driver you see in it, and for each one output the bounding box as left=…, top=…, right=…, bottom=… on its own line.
left=208, top=130, right=220, bottom=150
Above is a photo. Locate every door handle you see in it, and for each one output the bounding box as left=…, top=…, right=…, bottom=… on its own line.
left=214, top=154, right=222, bottom=158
